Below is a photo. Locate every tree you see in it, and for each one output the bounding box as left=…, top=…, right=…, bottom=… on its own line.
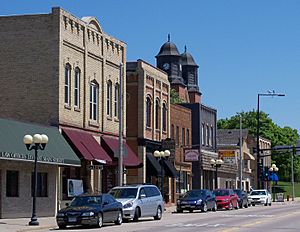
left=218, top=110, right=300, bottom=181
left=170, top=89, right=185, bottom=104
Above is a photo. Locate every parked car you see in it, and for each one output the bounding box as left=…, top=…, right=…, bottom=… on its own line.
left=176, top=189, right=217, bottom=213
left=233, top=189, right=249, bottom=208
left=248, top=189, right=272, bottom=206
left=213, top=189, right=239, bottom=210
left=56, top=193, right=123, bottom=229
left=109, top=184, right=164, bottom=222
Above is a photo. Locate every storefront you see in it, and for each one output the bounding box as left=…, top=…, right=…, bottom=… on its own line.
left=0, top=119, right=80, bottom=218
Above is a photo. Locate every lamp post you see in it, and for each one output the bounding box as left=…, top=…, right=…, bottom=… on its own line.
left=256, top=91, right=284, bottom=189
left=153, top=150, right=170, bottom=201
left=23, top=134, right=48, bottom=226
left=210, top=159, right=224, bottom=189
left=269, top=164, right=278, bottom=202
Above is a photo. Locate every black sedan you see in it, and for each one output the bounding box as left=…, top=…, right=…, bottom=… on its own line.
left=233, top=189, right=249, bottom=208
left=176, top=189, right=217, bottom=213
left=56, top=193, right=123, bottom=229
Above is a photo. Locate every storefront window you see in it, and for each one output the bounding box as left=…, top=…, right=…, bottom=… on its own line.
left=6, top=170, right=19, bottom=197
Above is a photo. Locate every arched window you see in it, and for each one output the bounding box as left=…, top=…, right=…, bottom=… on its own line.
left=74, top=67, right=80, bottom=108
left=146, top=97, right=152, bottom=127
left=162, top=102, right=167, bottom=132
left=155, top=98, right=160, bottom=129
left=90, top=81, right=99, bottom=121
left=107, top=80, right=112, bottom=117
left=114, top=83, right=119, bottom=118
left=64, top=64, right=71, bottom=105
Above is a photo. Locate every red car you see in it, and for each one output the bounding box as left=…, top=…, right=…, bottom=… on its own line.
left=213, top=189, right=239, bottom=210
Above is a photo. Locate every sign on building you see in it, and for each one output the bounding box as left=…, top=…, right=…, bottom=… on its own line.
left=219, top=150, right=236, bottom=164
left=184, top=149, right=199, bottom=162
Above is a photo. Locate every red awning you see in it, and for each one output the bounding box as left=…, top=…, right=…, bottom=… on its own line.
left=101, top=136, right=142, bottom=167
left=62, top=128, right=112, bottom=164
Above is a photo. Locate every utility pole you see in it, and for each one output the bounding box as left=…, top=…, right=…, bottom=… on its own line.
left=118, top=63, right=124, bottom=186
left=239, top=116, right=243, bottom=190
left=291, top=145, right=295, bottom=201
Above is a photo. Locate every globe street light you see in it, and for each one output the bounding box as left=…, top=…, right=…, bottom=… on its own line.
left=269, top=164, right=279, bottom=202
left=256, top=91, right=284, bottom=189
left=153, top=150, right=170, bottom=201
left=23, top=134, right=49, bottom=226
left=210, top=158, right=224, bottom=189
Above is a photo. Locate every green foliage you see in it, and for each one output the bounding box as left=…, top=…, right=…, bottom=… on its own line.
left=217, top=110, right=300, bottom=181
left=170, top=89, right=185, bottom=104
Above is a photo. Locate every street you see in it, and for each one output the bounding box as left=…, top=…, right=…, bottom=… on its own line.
left=30, top=202, right=300, bottom=232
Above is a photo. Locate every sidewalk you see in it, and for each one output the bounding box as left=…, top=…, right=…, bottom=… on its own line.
left=0, top=204, right=177, bottom=232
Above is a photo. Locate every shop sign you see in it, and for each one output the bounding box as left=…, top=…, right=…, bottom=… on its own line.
left=68, top=179, right=83, bottom=197
left=0, top=151, right=64, bottom=163
left=219, top=150, right=236, bottom=164
left=87, top=165, right=103, bottom=170
left=184, top=149, right=199, bottom=161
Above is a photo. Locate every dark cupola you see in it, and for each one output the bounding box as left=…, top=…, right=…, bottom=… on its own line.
left=181, top=46, right=199, bottom=92
left=156, top=34, right=184, bottom=85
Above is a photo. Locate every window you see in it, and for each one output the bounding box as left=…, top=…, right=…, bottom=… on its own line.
left=114, top=83, right=119, bottom=118
left=171, top=124, right=174, bottom=139
left=176, top=126, right=179, bottom=145
left=64, top=64, right=71, bottom=105
left=31, top=172, right=48, bottom=197
left=90, top=81, right=98, bottom=121
left=162, top=103, right=167, bottom=132
left=206, top=125, right=209, bottom=146
left=6, top=170, right=18, bottom=197
left=201, top=124, right=205, bottom=145
left=182, top=128, right=185, bottom=146
left=74, top=68, right=80, bottom=108
left=107, top=80, right=112, bottom=117
left=187, top=129, right=190, bottom=146
left=210, top=126, right=213, bottom=147
left=155, top=99, right=160, bottom=129
left=146, top=97, right=152, bottom=127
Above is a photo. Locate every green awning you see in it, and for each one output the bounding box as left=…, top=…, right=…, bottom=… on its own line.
left=0, top=118, right=81, bottom=166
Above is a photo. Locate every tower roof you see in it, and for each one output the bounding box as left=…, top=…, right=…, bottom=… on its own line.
left=155, top=34, right=180, bottom=57
left=181, top=46, right=198, bottom=67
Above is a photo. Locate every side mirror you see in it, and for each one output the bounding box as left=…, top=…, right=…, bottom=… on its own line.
left=139, top=193, right=146, bottom=199
left=65, top=203, right=69, bottom=207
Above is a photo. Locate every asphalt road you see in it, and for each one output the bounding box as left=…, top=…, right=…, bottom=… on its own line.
left=38, top=202, right=300, bottom=232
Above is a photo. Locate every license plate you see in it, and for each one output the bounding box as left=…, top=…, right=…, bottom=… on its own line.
left=68, top=217, right=77, bottom=222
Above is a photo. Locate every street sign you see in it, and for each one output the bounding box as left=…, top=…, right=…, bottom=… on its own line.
left=161, top=138, right=175, bottom=150
left=184, top=149, right=199, bottom=161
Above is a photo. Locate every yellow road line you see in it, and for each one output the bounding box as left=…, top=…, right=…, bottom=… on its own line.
left=219, top=210, right=300, bottom=232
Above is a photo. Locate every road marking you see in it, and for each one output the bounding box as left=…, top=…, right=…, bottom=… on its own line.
left=165, top=223, right=225, bottom=228
left=219, top=210, right=300, bottom=232
left=222, top=214, right=274, bottom=218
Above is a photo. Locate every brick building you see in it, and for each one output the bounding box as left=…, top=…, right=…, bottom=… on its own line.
left=170, top=104, right=192, bottom=201
left=0, top=7, right=141, bottom=217
left=126, top=59, right=177, bottom=202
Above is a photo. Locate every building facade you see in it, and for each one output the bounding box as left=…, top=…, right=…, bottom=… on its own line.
left=0, top=7, right=141, bottom=215
left=126, top=60, right=177, bottom=202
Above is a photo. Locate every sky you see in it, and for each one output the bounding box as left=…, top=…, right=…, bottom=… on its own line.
left=1, top=0, right=300, bottom=133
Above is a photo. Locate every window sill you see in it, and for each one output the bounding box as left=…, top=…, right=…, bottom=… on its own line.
left=162, top=131, right=167, bottom=135
left=155, top=129, right=160, bottom=133
left=107, top=116, right=113, bottom=121
left=146, top=126, right=152, bottom=131
left=114, top=117, right=119, bottom=122
left=74, top=107, right=81, bottom=112
left=88, top=120, right=99, bottom=128
left=64, top=105, right=71, bottom=110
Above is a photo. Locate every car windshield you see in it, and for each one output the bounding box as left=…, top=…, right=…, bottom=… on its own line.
left=70, top=196, right=102, bottom=207
left=213, top=190, right=229, bottom=196
left=250, top=191, right=266, bottom=196
left=183, top=190, right=206, bottom=198
left=109, top=188, right=138, bottom=199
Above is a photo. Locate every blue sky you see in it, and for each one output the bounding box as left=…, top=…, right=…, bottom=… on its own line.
left=1, top=0, right=300, bottom=133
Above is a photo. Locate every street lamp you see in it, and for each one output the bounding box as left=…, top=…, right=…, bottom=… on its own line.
left=23, top=134, right=49, bottom=226
left=269, top=164, right=279, bottom=202
left=210, top=158, right=224, bottom=189
left=153, top=150, right=170, bottom=201
left=256, top=91, right=284, bottom=189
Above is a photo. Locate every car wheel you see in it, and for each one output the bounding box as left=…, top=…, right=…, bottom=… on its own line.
left=133, top=207, right=140, bottom=222
left=177, top=208, right=183, bottom=213
left=97, top=213, right=103, bottom=228
left=154, top=206, right=162, bottom=220
left=58, top=225, right=66, bottom=229
left=201, top=202, right=208, bottom=212
left=212, top=202, right=217, bottom=212
left=252, top=204, right=255, bottom=206
left=269, top=202, right=272, bottom=206
left=264, top=200, right=268, bottom=206
left=114, top=210, right=122, bottom=225
left=189, top=209, right=194, bottom=213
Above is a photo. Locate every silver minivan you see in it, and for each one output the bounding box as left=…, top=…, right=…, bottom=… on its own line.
left=109, top=184, right=164, bottom=222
